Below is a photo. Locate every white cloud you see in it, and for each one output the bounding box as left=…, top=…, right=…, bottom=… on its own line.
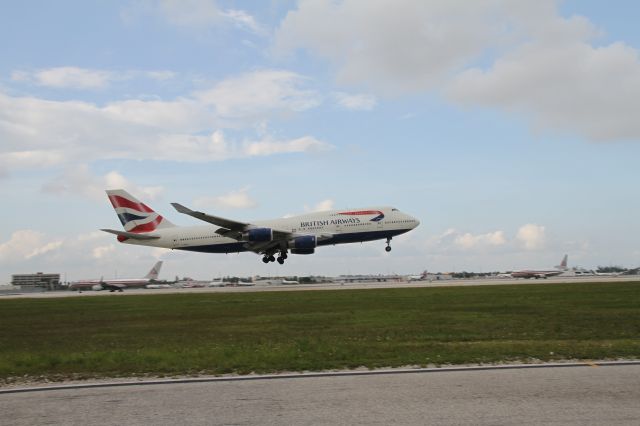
left=454, top=231, right=506, bottom=250
left=26, top=241, right=64, bottom=259
left=148, top=131, right=329, bottom=162
left=0, top=70, right=328, bottom=175
left=447, top=40, right=640, bottom=142
left=92, top=245, right=116, bottom=259
left=426, top=228, right=504, bottom=251
left=0, top=230, right=63, bottom=262
left=196, top=70, right=321, bottom=119
left=193, top=186, right=258, bottom=210
left=305, top=199, right=335, bottom=212
left=333, top=92, right=377, bottom=111
left=0, top=151, right=66, bottom=171
left=12, top=67, right=115, bottom=89
left=220, top=9, right=264, bottom=35
left=102, top=98, right=209, bottom=131
left=425, top=227, right=519, bottom=253
left=135, top=0, right=263, bottom=35
left=274, top=0, right=640, bottom=142
left=41, top=165, right=164, bottom=201
left=0, top=230, right=171, bottom=282
left=243, top=135, right=330, bottom=157
left=516, top=224, right=546, bottom=250
left=274, top=0, right=520, bottom=93
left=12, top=67, right=178, bottom=90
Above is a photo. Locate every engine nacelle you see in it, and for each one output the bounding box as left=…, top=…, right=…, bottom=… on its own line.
left=243, top=228, right=273, bottom=242
left=288, top=235, right=317, bottom=250
left=291, top=248, right=315, bottom=255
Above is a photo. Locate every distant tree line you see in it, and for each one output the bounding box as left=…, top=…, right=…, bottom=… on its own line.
left=451, top=272, right=500, bottom=279
left=596, top=266, right=628, bottom=273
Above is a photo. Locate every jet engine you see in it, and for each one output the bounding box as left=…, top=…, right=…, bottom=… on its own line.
left=288, top=235, right=316, bottom=254
left=243, top=228, right=273, bottom=242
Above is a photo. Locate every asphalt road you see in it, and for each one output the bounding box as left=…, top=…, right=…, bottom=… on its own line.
left=2, top=364, right=639, bottom=425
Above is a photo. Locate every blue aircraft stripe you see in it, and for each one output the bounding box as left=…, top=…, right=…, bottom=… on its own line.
left=176, top=229, right=411, bottom=254
left=117, top=212, right=148, bottom=225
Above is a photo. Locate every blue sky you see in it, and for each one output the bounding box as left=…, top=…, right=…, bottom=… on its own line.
left=1, top=0, right=639, bottom=282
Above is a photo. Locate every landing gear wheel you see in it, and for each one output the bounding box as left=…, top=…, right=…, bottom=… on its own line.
left=385, top=246, right=392, bottom=252
left=269, top=255, right=276, bottom=263
left=277, top=257, right=285, bottom=265
left=262, top=256, right=269, bottom=263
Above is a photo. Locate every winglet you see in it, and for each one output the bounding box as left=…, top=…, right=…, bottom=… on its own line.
left=171, top=202, right=192, bottom=214
left=171, top=203, right=210, bottom=223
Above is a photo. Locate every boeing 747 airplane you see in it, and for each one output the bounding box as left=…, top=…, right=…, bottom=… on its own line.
left=101, top=190, right=420, bottom=264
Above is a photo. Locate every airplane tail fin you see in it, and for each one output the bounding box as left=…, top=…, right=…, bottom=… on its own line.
left=556, top=254, right=568, bottom=270
left=145, top=261, right=163, bottom=280
left=106, top=189, right=175, bottom=234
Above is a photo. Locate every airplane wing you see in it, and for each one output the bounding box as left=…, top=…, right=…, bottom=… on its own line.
left=540, top=271, right=563, bottom=278
left=171, top=202, right=294, bottom=242
left=100, top=282, right=125, bottom=292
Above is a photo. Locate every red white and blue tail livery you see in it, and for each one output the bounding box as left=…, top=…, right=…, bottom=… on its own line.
left=102, top=189, right=420, bottom=265
left=103, top=190, right=174, bottom=242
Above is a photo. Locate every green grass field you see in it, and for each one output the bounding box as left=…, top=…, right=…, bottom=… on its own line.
left=1, top=282, right=639, bottom=383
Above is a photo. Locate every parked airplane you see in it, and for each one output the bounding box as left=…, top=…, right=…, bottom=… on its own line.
left=510, top=255, right=568, bottom=279
left=101, top=190, right=420, bottom=264
left=408, top=270, right=428, bottom=281
left=69, top=261, right=163, bottom=292
left=145, top=283, right=172, bottom=289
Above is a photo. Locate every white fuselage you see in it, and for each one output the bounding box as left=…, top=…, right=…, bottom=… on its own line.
left=69, top=278, right=153, bottom=291
left=118, top=206, right=419, bottom=254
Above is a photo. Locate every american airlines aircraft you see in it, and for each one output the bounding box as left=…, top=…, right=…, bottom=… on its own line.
left=510, top=255, right=568, bottom=279
left=69, top=261, right=163, bottom=292
left=101, top=190, right=420, bottom=264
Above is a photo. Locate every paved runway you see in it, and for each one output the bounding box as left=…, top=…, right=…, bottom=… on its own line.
left=2, top=364, right=639, bottom=425
left=1, top=276, right=638, bottom=299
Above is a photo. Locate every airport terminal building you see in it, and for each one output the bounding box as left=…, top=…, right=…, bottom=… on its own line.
left=11, top=272, right=61, bottom=290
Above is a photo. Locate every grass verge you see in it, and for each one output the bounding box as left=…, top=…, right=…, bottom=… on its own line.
left=1, top=281, right=639, bottom=383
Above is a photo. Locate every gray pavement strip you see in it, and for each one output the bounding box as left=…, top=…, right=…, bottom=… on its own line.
left=2, top=360, right=639, bottom=395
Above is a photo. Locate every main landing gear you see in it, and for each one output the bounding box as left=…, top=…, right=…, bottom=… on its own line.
left=385, top=237, right=392, bottom=252
left=262, top=250, right=288, bottom=264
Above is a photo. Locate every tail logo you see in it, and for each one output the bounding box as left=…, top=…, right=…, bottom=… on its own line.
left=108, top=194, right=165, bottom=233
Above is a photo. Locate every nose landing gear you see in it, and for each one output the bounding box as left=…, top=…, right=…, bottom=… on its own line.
left=385, top=237, right=392, bottom=252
